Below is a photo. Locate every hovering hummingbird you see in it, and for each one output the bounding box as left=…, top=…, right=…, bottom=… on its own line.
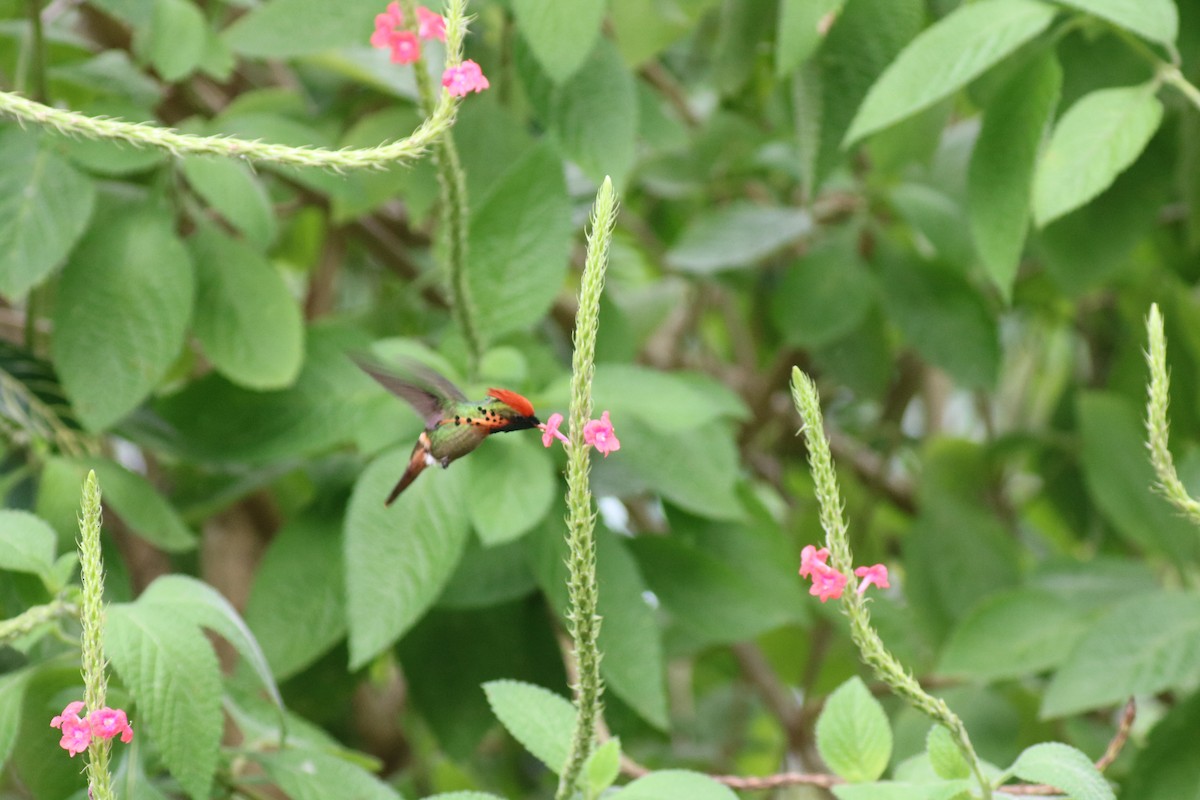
left=354, top=355, right=541, bottom=505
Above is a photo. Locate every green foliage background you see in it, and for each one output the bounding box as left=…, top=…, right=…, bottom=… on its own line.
left=1, top=0, right=1200, bottom=797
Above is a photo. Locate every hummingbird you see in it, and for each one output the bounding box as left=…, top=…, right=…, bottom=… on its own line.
left=353, top=355, right=541, bottom=505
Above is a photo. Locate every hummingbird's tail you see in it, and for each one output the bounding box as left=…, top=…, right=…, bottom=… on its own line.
left=385, top=435, right=433, bottom=506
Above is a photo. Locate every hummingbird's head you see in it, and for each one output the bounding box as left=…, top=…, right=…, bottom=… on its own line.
left=486, top=388, right=540, bottom=431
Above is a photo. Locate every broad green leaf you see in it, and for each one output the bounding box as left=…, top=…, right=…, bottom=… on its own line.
left=771, top=232, right=875, bottom=347
left=255, top=749, right=402, bottom=800
left=439, top=537, right=538, bottom=609
left=1010, top=743, right=1115, bottom=800
left=482, top=680, right=575, bottom=773
left=466, top=143, right=572, bottom=341
left=845, top=0, right=1055, bottom=144
left=0, top=129, right=95, bottom=300
left=926, top=725, right=970, bottom=780
left=52, top=205, right=194, bottom=431
left=345, top=450, right=471, bottom=668
left=138, top=0, right=207, bottom=81
left=876, top=248, right=998, bottom=389
left=613, top=770, right=739, bottom=800
left=513, top=0, right=606, bottom=83
left=0, top=669, right=33, bottom=766
left=610, top=0, right=720, bottom=66
left=424, top=794, right=507, bottom=800
left=939, top=589, right=1089, bottom=681
left=832, top=782, right=973, bottom=800
left=85, top=457, right=196, bottom=552
left=1077, top=393, right=1200, bottom=562
left=816, top=677, right=892, bottom=782
left=1122, top=690, right=1200, bottom=799
left=180, top=156, right=276, bottom=248
left=666, top=203, right=813, bottom=274
left=189, top=225, right=305, bottom=390
left=586, top=738, right=622, bottom=796
left=54, top=101, right=166, bottom=176
left=776, top=0, right=843, bottom=76
left=106, top=603, right=223, bottom=800
left=467, top=436, right=554, bottom=546
left=223, top=0, right=380, bottom=58
left=138, top=575, right=283, bottom=709
left=1055, top=0, right=1177, bottom=47
left=246, top=511, right=346, bottom=680
left=890, top=182, right=975, bottom=268
left=1042, top=591, right=1200, bottom=717
left=1033, top=83, right=1162, bottom=225
left=0, top=511, right=56, bottom=576
left=968, top=52, right=1062, bottom=298
left=713, top=0, right=776, bottom=95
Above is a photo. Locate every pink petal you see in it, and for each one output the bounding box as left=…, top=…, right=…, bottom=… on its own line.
left=389, top=31, right=421, bottom=63
left=51, top=701, right=86, bottom=729
left=539, top=413, right=570, bottom=447
left=442, top=60, right=490, bottom=96
left=416, top=6, right=446, bottom=40
left=854, top=564, right=890, bottom=594
left=798, top=545, right=830, bottom=578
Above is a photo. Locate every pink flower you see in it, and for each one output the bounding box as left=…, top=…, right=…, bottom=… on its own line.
left=583, top=411, right=620, bottom=456
left=370, top=1, right=405, bottom=48
left=89, top=707, right=134, bottom=744
left=808, top=564, right=848, bottom=603
left=442, top=60, right=490, bottom=96
left=417, top=6, right=446, bottom=41
left=798, top=545, right=830, bottom=578
left=389, top=30, right=421, bottom=63
left=51, top=702, right=92, bottom=757
left=855, top=564, right=890, bottom=595
left=50, top=701, right=85, bottom=729
left=539, top=413, right=570, bottom=447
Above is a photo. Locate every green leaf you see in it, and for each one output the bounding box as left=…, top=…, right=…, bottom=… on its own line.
left=1123, top=689, right=1200, bottom=799
left=1033, top=83, right=1162, bottom=225
left=0, top=129, right=95, bottom=300
left=1055, top=0, right=1177, bottom=47
left=816, top=677, right=892, bottom=783
left=776, top=0, right=843, bottom=76
left=1042, top=591, right=1200, bottom=717
left=666, top=203, right=813, bottom=274
left=255, top=749, right=402, bottom=800
left=0, top=511, right=56, bottom=576
left=482, top=680, right=575, bottom=773
left=345, top=449, right=471, bottom=668
left=845, top=0, right=1055, bottom=145
left=439, top=537, right=538, bottom=609
left=181, top=156, right=276, bottom=248
left=612, top=770, right=739, bottom=800
left=138, top=0, right=207, bottom=81
left=246, top=510, right=346, bottom=680
left=189, top=225, right=305, bottom=390
left=222, top=0, right=380, bottom=58
left=467, top=143, right=572, bottom=342
left=424, top=794, right=507, bottom=800
left=771, top=231, right=875, bottom=347
left=138, top=574, right=283, bottom=709
left=610, top=0, right=719, bottom=66
left=576, top=364, right=747, bottom=434
left=968, top=52, right=1062, bottom=298
left=52, top=204, right=194, bottom=431
left=0, top=668, right=34, bottom=766
left=1077, top=392, right=1200, bottom=562
left=467, top=435, right=554, bottom=546
left=585, top=738, right=622, bottom=796
left=85, top=457, right=196, bottom=552
left=876, top=248, right=998, bottom=389
left=106, top=603, right=223, bottom=800
left=926, top=725, right=970, bottom=780
left=513, top=0, right=606, bottom=83
left=1010, top=743, right=1115, bottom=800
left=939, top=589, right=1089, bottom=681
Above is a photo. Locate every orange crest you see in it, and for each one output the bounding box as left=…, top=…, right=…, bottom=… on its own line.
left=487, top=388, right=535, bottom=417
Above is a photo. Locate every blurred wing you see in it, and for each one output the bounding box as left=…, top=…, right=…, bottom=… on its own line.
left=351, top=354, right=467, bottom=427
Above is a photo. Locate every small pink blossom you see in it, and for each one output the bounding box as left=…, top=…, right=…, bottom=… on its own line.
left=370, top=1, right=405, bottom=48
left=798, top=545, right=830, bottom=578
left=539, top=413, right=570, bottom=448
left=416, top=6, right=446, bottom=41
left=89, top=707, right=134, bottom=744
left=388, top=30, right=421, bottom=64
left=442, top=60, right=490, bottom=96
left=855, top=564, right=890, bottom=595
left=583, top=411, right=620, bottom=456
left=58, top=719, right=92, bottom=757
left=808, top=564, right=848, bottom=603
left=50, top=701, right=85, bottom=729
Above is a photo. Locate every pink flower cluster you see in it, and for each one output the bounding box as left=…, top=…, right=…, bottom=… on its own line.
left=370, top=3, right=489, bottom=97
left=50, top=701, right=133, bottom=757
left=798, top=545, right=889, bottom=603
left=539, top=411, right=621, bottom=456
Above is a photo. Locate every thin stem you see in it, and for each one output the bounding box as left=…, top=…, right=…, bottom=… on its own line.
left=790, top=369, right=992, bottom=800
left=23, top=0, right=47, bottom=102
left=78, top=470, right=114, bottom=800
left=556, top=178, right=618, bottom=800
left=1143, top=303, right=1200, bottom=523
left=0, top=596, right=77, bottom=644
left=1162, top=65, right=1200, bottom=113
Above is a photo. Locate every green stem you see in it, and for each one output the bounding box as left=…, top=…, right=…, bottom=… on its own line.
left=790, top=369, right=992, bottom=800
left=556, top=178, right=618, bottom=800
left=0, top=596, right=77, bottom=644
left=23, top=0, right=47, bottom=103
left=1143, top=303, right=1200, bottom=524
left=404, top=0, right=482, bottom=376
left=1162, top=65, right=1200, bottom=113
left=78, top=470, right=114, bottom=800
